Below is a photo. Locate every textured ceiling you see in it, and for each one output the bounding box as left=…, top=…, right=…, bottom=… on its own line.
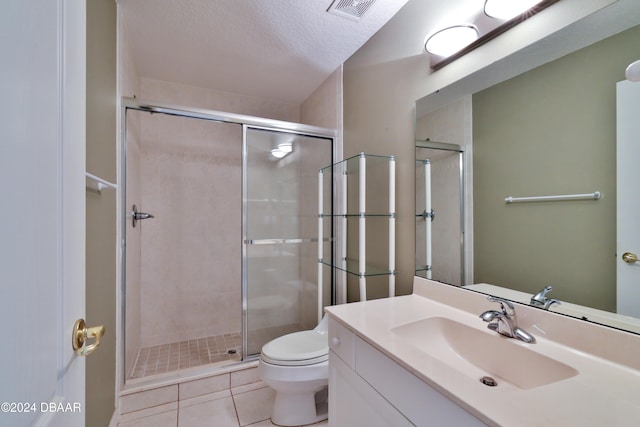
left=119, top=0, right=411, bottom=104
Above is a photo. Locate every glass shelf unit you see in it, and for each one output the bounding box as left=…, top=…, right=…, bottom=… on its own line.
left=320, top=153, right=395, bottom=217
left=319, top=258, right=395, bottom=277
left=320, top=213, right=394, bottom=218
left=318, top=152, right=396, bottom=302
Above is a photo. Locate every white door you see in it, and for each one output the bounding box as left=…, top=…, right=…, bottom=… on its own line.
left=617, top=80, right=640, bottom=318
left=0, top=1, right=86, bottom=426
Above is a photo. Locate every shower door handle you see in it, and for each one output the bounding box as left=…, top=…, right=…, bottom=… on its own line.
left=131, top=204, right=155, bottom=227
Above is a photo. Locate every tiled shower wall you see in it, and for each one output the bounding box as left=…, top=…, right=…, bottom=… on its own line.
left=139, top=113, right=242, bottom=346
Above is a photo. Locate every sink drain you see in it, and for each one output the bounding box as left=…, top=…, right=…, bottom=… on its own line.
left=480, top=376, right=498, bottom=387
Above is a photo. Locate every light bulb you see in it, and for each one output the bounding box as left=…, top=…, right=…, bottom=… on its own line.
left=425, top=25, right=479, bottom=57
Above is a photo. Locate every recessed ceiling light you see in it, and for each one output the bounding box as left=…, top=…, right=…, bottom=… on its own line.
left=484, top=0, right=543, bottom=21
left=425, top=25, right=479, bottom=57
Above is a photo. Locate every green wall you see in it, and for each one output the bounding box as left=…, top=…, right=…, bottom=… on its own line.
left=473, top=25, right=640, bottom=311
left=86, top=0, right=117, bottom=425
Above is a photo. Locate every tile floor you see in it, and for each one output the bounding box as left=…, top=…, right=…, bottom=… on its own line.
left=131, top=333, right=242, bottom=379
left=120, top=364, right=328, bottom=427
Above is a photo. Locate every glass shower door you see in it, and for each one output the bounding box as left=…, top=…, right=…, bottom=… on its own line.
left=243, top=126, right=333, bottom=357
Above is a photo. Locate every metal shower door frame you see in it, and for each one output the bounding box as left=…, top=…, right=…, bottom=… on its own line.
left=119, top=97, right=336, bottom=384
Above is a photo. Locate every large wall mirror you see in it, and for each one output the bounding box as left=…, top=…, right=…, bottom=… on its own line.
left=415, top=4, right=640, bottom=335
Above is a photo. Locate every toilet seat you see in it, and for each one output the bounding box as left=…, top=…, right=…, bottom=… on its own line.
left=261, top=330, right=328, bottom=366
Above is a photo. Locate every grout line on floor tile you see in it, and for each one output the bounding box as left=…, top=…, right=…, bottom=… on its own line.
left=231, top=381, right=268, bottom=396
left=230, top=388, right=242, bottom=427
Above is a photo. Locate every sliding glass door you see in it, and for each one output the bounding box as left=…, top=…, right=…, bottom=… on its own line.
left=243, top=126, right=333, bottom=357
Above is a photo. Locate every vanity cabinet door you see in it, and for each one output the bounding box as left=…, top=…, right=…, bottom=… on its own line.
left=328, top=317, right=356, bottom=368
left=355, top=337, right=486, bottom=427
left=329, top=351, right=412, bottom=427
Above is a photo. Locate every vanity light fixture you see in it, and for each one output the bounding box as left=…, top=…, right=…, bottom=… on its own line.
left=425, top=25, right=479, bottom=57
left=426, top=0, right=560, bottom=70
left=484, top=0, right=544, bottom=21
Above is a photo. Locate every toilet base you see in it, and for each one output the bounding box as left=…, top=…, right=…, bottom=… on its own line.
left=258, top=324, right=329, bottom=427
left=271, top=386, right=328, bottom=427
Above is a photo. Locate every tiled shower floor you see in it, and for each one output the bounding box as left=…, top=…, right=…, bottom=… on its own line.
left=130, top=323, right=304, bottom=379
left=130, top=332, right=242, bottom=379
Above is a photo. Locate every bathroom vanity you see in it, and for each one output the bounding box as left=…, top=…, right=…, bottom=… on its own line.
left=325, top=277, right=640, bottom=426
left=327, top=316, right=483, bottom=426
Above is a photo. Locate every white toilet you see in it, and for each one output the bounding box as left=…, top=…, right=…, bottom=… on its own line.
left=258, top=316, right=329, bottom=426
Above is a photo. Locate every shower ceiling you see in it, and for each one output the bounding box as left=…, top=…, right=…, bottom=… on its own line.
left=119, top=0, right=412, bottom=103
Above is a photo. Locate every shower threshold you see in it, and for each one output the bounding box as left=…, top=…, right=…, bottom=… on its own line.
left=130, top=332, right=242, bottom=379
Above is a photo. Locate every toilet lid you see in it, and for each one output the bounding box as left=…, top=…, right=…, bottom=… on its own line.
left=261, top=330, right=328, bottom=366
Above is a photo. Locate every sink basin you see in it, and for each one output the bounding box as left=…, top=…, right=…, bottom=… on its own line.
left=391, top=317, right=578, bottom=389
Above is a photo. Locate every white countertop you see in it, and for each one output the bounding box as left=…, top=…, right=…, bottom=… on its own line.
left=325, top=278, right=640, bottom=426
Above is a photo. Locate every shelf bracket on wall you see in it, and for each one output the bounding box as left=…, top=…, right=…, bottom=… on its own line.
left=86, top=172, right=117, bottom=194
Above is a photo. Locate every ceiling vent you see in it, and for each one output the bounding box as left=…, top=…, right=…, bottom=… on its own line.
left=327, top=0, right=377, bottom=22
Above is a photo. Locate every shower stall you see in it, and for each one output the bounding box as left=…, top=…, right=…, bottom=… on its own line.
left=121, top=99, right=335, bottom=382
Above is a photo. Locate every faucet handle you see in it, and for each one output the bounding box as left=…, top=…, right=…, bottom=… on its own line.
left=487, top=296, right=515, bottom=315
left=543, top=298, right=561, bottom=310
left=531, top=285, right=553, bottom=306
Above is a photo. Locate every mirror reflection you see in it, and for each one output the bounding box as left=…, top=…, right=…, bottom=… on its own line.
left=415, top=142, right=464, bottom=286
left=416, top=23, right=640, bottom=334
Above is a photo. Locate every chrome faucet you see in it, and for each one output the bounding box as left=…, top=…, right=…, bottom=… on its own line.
left=530, top=285, right=561, bottom=310
left=480, top=296, right=536, bottom=343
